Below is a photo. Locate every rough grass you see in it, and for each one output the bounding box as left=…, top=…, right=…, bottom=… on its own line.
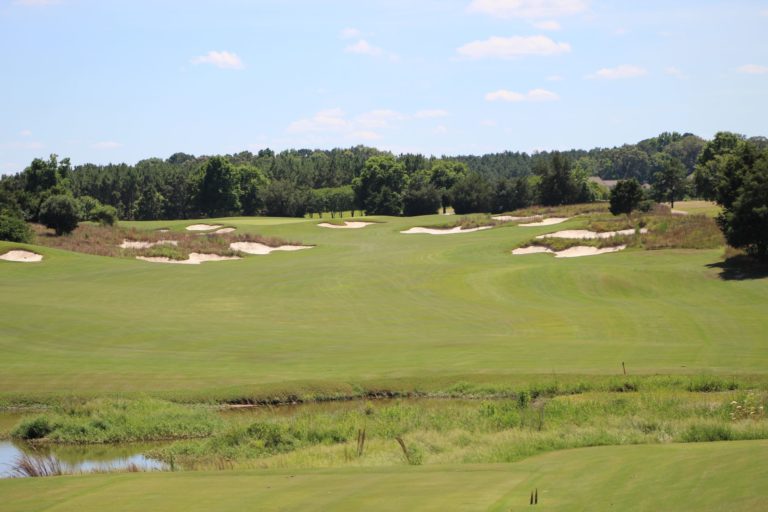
left=30, top=223, right=302, bottom=260
left=12, top=399, right=221, bottom=443
left=140, top=390, right=768, bottom=470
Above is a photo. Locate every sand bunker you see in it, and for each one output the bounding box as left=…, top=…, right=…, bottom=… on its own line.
left=119, top=239, right=178, bottom=249
left=212, top=227, right=236, bottom=234
left=671, top=209, right=689, bottom=216
left=0, top=250, right=43, bottom=262
left=136, top=253, right=241, bottom=265
left=229, top=242, right=313, bottom=255
left=492, top=215, right=542, bottom=223
left=512, top=245, right=626, bottom=258
left=185, top=224, right=223, bottom=231
left=318, top=221, right=374, bottom=229
left=157, top=229, right=170, bottom=233
left=400, top=226, right=493, bottom=235
left=519, top=217, right=570, bottom=227
left=536, top=228, right=647, bottom=240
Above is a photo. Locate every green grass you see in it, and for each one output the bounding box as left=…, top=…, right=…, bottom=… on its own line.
left=1, top=440, right=765, bottom=511
left=674, top=200, right=722, bottom=217
left=1, top=211, right=767, bottom=402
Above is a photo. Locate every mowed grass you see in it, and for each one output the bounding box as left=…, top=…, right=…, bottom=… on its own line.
left=674, top=200, right=722, bottom=217
left=1, top=212, right=767, bottom=399
left=1, top=441, right=765, bottom=511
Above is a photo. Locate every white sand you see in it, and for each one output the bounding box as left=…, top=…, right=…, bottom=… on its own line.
left=512, top=244, right=627, bottom=258
left=185, top=224, right=223, bottom=231
left=136, top=253, right=241, bottom=265
left=492, top=215, right=541, bottom=223
left=554, top=245, right=627, bottom=258
left=511, top=246, right=553, bottom=255
left=157, top=229, right=170, bottom=233
left=519, top=217, right=570, bottom=227
left=318, top=221, right=374, bottom=229
left=213, top=227, right=236, bottom=234
left=229, top=242, right=313, bottom=255
left=0, top=250, right=43, bottom=262
left=119, top=239, right=178, bottom=249
left=400, top=226, right=493, bottom=235
left=536, top=228, right=647, bottom=240
left=671, top=209, right=689, bottom=216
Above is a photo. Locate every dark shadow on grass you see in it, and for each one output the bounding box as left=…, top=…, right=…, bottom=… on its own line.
left=707, top=255, right=768, bottom=280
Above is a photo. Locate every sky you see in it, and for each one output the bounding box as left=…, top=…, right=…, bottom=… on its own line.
left=1, top=0, right=767, bottom=173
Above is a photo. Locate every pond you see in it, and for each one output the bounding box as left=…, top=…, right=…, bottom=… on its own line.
left=0, top=440, right=168, bottom=478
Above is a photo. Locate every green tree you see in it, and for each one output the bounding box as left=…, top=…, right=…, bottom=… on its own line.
left=236, top=164, right=269, bottom=216
left=651, top=155, right=687, bottom=208
left=39, top=194, right=79, bottom=235
left=263, top=180, right=310, bottom=217
left=198, top=156, right=241, bottom=217
left=708, top=141, right=768, bottom=260
left=0, top=214, right=32, bottom=243
left=694, top=132, right=744, bottom=200
left=536, top=152, right=580, bottom=206
left=450, top=173, right=494, bottom=214
left=609, top=179, right=644, bottom=215
left=429, top=160, right=468, bottom=214
left=403, top=172, right=441, bottom=216
left=92, top=205, right=118, bottom=226
left=353, top=155, right=407, bottom=215
left=494, top=177, right=532, bottom=212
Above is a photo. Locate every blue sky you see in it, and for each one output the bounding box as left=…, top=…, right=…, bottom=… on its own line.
left=1, top=0, right=767, bottom=173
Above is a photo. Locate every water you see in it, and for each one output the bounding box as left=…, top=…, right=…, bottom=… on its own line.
left=0, top=440, right=167, bottom=478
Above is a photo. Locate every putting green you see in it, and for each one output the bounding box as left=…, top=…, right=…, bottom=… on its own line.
left=1, top=441, right=765, bottom=511
left=1, top=213, right=767, bottom=398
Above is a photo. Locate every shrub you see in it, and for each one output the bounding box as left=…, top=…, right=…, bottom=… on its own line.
left=91, top=205, right=118, bottom=226
left=13, top=416, right=53, bottom=440
left=0, top=214, right=32, bottom=243
left=682, top=423, right=732, bottom=442
left=39, top=194, right=79, bottom=235
left=609, top=179, right=643, bottom=215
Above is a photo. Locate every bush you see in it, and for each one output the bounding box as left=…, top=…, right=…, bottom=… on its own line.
left=39, top=194, right=79, bottom=235
left=609, top=179, right=643, bottom=215
left=682, top=423, right=732, bottom=442
left=0, top=214, right=32, bottom=243
left=91, top=205, right=118, bottom=226
left=13, top=417, right=53, bottom=440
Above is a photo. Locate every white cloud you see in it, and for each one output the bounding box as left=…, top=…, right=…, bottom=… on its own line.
left=414, top=109, right=449, bottom=119
left=588, top=65, right=647, bottom=79
left=356, top=109, right=407, bottom=128
left=761, top=8, right=768, bottom=16
left=737, top=64, right=768, bottom=75
left=434, top=125, right=449, bottom=134
left=92, top=141, right=122, bottom=150
left=1, top=141, right=44, bottom=150
left=287, top=108, right=350, bottom=133
left=457, top=36, right=570, bottom=59
left=468, top=0, right=587, bottom=19
left=613, top=27, right=628, bottom=36
left=531, top=20, right=561, bottom=30
left=344, top=39, right=398, bottom=61
left=485, top=88, right=560, bottom=102
left=190, top=50, right=244, bottom=70
left=547, top=74, right=563, bottom=81
left=340, top=27, right=362, bottom=39
left=481, top=119, right=498, bottom=127
left=19, top=129, right=32, bottom=137
left=665, top=66, right=685, bottom=78
left=348, top=130, right=382, bottom=141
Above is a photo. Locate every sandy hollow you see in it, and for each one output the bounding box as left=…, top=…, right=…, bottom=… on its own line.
left=0, top=250, right=43, bottom=262
left=185, top=224, right=223, bottom=231
left=512, top=245, right=627, bottom=258
left=518, top=217, right=570, bottom=227
left=119, top=239, right=179, bottom=249
left=400, top=226, right=493, bottom=235
left=213, top=227, right=236, bottom=234
left=136, top=253, right=241, bottom=265
left=229, top=242, right=313, bottom=255
left=536, top=228, right=648, bottom=240
left=317, top=221, right=374, bottom=229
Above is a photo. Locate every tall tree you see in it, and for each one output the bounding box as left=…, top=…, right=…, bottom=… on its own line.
left=609, top=179, right=643, bottom=215
left=352, top=155, right=408, bottom=215
left=198, top=156, right=241, bottom=217
left=536, top=152, right=580, bottom=206
left=429, top=160, right=468, bottom=214
left=651, top=155, right=687, bottom=208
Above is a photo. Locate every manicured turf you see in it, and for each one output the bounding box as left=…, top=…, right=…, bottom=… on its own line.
left=673, top=200, right=721, bottom=217
left=1, top=213, right=767, bottom=398
left=1, top=441, right=765, bottom=511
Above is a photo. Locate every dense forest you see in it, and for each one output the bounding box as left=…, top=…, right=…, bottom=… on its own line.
left=1, top=131, right=767, bottom=223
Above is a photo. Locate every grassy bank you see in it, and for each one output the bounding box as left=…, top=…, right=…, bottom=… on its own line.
left=1, top=441, right=765, bottom=511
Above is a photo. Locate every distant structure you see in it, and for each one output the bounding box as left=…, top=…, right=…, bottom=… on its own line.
left=589, top=176, right=651, bottom=190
